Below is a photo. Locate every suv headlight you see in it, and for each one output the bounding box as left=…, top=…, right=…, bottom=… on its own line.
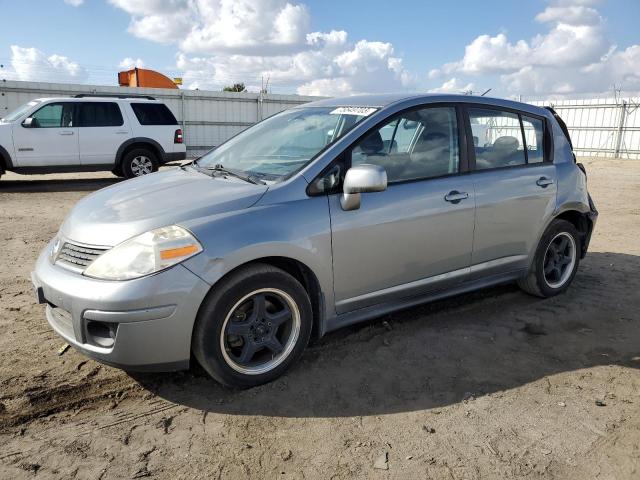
left=50, top=235, right=62, bottom=263
left=84, top=225, right=202, bottom=281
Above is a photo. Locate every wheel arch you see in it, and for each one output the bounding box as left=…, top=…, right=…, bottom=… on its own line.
left=193, top=256, right=325, bottom=344
left=115, top=137, right=165, bottom=168
left=0, top=144, right=13, bottom=174
left=553, top=209, right=594, bottom=258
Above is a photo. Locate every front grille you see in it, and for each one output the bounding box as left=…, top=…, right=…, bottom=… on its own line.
left=56, top=241, right=108, bottom=270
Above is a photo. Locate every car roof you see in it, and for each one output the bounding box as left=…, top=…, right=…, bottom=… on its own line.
left=304, top=93, right=550, bottom=117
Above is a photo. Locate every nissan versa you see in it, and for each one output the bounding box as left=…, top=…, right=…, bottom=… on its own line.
left=32, top=94, right=597, bottom=387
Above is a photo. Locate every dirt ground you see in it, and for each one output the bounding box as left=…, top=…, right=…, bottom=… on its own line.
left=0, top=158, right=638, bottom=479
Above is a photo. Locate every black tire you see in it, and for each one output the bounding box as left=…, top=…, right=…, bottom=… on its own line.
left=111, top=165, right=125, bottom=178
left=121, top=148, right=158, bottom=179
left=192, top=263, right=313, bottom=388
left=518, top=219, right=581, bottom=298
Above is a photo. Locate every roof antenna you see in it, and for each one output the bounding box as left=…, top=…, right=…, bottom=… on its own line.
left=480, top=88, right=492, bottom=97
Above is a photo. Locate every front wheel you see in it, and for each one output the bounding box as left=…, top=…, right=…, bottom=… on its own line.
left=518, top=219, right=581, bottom=298
left=192, top=264, right=313, bottom=387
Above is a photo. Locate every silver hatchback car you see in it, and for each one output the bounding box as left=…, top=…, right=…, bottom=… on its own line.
left=33, top=94, right=597, bottom=387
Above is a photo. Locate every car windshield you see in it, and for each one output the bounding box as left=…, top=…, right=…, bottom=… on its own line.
left=1, top=100, right=41, bottom=123
left=194, top=106, right=376, bottom=182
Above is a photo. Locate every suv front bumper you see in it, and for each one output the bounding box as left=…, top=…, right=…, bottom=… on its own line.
left=31, top=243, right=210, bottom=371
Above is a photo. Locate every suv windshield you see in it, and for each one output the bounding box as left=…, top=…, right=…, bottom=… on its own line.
left=1, top=100, right=41, bottom=123
left=195, top=106, right=376, bottom=181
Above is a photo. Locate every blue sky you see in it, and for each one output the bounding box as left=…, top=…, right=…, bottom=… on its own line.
left=0, top=0, right=639, bottom=98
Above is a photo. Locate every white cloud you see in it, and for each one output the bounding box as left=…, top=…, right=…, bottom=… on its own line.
left=428, top=0, right=640, bottom=97
left=118, top=57, right=145, bottom=69
left=111, top=0, right=311, bottom=55
left=535, top=5, right=601, bottom=26
left=428, top=78, right=475, bottom=94
left=64, top=0, right=84, bottom=6
left=110, top=0, right=414, bottom=95
left=5, top=45, right=88, bottom=83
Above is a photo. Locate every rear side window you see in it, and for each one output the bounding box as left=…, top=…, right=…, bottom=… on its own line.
left=521, top=115, right=544, bottom=164
left=130, top=103, right=178, bottom=126
left=469, top=108, right=528, bottom=170
left=78, top=102, right=123, bottom=127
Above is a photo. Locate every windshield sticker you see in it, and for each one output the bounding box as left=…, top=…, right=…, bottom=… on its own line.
left=330, top=106, right=377, bottom=116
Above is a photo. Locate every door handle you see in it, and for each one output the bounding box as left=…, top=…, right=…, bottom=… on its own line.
left=59, top=130, right=74, bottom=135
left=444, top=190, right=469, bottom=203
left=115, top=131, right=129, bottom=134
left=536, top=177, right=554, bottom=188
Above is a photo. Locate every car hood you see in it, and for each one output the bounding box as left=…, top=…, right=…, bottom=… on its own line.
left=60, top=166, right=268, bottom=246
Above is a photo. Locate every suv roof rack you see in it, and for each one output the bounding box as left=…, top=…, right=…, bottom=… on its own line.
left=73, top=94, right=157, bottom=100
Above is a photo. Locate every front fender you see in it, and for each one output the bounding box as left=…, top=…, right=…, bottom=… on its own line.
left=180, top=195, right=334, bottom=319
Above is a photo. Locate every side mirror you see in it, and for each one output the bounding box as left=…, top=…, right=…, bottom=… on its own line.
left=340, top=164, right=387, bottom=211
left=22, top=117, right=37, bottom=128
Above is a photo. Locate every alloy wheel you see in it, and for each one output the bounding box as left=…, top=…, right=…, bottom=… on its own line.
left=543, top=232, right=576, bottom=288
left=220, top=288, right=301, bottom=375
left=130, top=155, right=153, bottom=176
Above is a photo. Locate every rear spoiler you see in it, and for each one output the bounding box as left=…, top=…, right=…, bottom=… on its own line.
left=544, top=106, right=573, bottom=150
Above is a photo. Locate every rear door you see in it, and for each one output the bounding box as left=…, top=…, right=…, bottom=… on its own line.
left=12, top=102, right=79, bottom=167
left=77, top=102, right=129, bottom=165
left=465, top=106, right=557, bottom=279
left=328, top=105, right=476, bottom=313
left=128, top=102, right=179, bottom=154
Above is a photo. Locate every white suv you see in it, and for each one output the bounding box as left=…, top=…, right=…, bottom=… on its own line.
left=0, top=95, right=186, bottom=179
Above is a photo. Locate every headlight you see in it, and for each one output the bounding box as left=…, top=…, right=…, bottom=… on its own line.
left=84, top=225, right=202, bottom=281
left=50, top=235, right=62, bottom=263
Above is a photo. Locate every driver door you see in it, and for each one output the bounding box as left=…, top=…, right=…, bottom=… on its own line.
left=328, top=105, right=475, bottom=314
left=12, top=102, right=79, bottom=167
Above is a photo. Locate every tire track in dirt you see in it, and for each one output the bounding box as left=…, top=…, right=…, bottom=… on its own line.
left=0, top=374, right=141, bottom=431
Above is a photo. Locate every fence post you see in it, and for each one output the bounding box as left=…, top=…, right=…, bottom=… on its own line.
left=180, top=91, right=186, bottom=154
left=257, top=92, right=263, bottom=121
left=614, top=100, right=627, bottom=157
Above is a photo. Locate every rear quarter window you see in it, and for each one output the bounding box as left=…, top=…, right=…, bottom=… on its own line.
left=130, top=103, right=178, bottom=126
left=78, top=102, right=123, bottom=127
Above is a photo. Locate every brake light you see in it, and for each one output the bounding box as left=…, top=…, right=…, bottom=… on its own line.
left=174, top=128, right=183, bottom=144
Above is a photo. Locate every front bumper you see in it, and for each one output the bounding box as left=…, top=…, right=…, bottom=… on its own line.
left=32, top=245, right=210, bottom=371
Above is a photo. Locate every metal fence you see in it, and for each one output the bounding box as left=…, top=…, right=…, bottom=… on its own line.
left=0, top=80, right=321, bottom=157
left=529, top=97, right=640, bottom=159
left=2, top=80, right=639, bottom=159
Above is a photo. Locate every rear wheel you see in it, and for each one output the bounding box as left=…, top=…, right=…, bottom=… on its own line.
left=518, top=219, right=581, bottom=297
left=121, top=148, right=158, bottom=178
left=192, top=264, right=312, bottom=387
left=111, top=164, right=125, bottom=178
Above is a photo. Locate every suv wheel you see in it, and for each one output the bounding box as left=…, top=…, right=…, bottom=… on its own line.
left=518, top=219, right=581, bottom=298
left=192, top=264, right=312, bottom=387
left=121, top=148, right=158, bottom=178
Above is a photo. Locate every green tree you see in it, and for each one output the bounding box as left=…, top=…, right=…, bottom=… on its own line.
left=223, top=83, right=246, bottom=92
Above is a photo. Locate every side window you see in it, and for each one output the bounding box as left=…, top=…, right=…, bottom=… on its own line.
left=78, top=102, right=123, bottom=127
left=351, top=107, right=459, bottom=183
left=521, top=115, right=545, bottom=164
left=130, top=103, right=178, bottom=126
left=30, top=103, right=74, bottom=128
left=468, top=108, right=525, bottom=170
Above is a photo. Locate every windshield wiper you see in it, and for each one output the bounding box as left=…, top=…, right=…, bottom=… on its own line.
left=205, top=164, right=265, bottom=185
